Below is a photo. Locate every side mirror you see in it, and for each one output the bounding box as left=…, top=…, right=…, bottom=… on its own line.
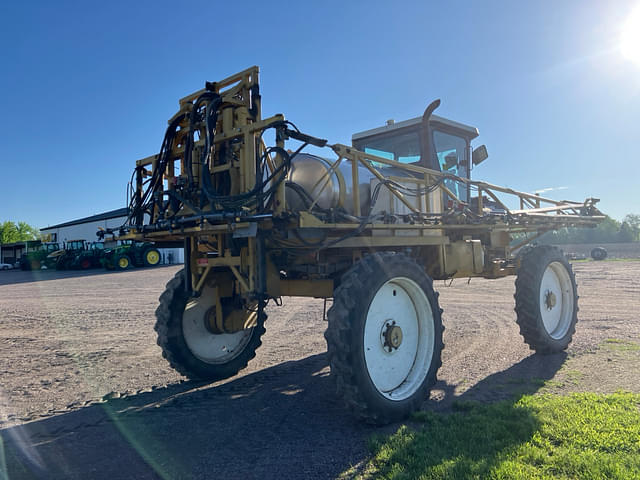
left=472, top=145, right=488, bottom=166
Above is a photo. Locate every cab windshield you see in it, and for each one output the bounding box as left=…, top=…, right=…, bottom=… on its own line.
left=360, top=129, right=422, bottom=167
left=353, top=125, right=471, bottom=202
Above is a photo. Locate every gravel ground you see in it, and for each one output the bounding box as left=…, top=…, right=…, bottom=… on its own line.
left=0, top=261, right=638, bottom=479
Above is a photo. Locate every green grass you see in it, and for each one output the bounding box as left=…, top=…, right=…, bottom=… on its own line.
left=603, top=339, right=640, bottom=352
left=356, top=393, right=640, bottom=480
left=599, top=257, right=640, bottom=262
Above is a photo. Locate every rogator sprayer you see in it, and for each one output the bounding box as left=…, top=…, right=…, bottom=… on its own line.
left=105, top=66, right=603, bottom=423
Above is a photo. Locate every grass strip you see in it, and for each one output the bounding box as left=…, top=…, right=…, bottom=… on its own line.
left=356, top=393, right=640, bottom=479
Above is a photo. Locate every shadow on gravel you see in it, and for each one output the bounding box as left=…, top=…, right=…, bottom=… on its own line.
left=427, top=351, right=568, bottom=412
left=0, top=353, right=569, bottom=480
left=0, top=265, right=179, bottom=286
left=0, top=354, right=373, bottom=480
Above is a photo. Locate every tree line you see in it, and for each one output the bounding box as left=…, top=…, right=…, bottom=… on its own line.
left=0, top=221, right=40, bottom=244
left=539, top=214, right=640, bottom=245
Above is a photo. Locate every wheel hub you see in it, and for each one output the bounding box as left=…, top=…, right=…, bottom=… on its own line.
left=381, top=321, right=403, bottom=352
left=544, top=290, right=557, bottom=310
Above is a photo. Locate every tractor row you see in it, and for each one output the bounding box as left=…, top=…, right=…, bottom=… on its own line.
left=19, top=240, right=162, bottom=271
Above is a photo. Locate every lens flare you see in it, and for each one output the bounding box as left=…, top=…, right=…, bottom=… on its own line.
left=621, top=5, right=640, bottom=65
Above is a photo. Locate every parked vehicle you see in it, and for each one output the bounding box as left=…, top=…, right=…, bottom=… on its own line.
left=103, top=67, right=604, bottom=423
left=73, top=241, right=106, bottom=269
left=102, top=240, right=161, bottom=270
left=49, top=240, right=88, bottom=270
left=0, top=262, right=13, bottom=270
left=20, top=242, right=60, bottom=270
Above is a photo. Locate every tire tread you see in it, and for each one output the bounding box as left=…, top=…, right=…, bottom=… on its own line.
left=155, top=269, right=266, bottom=381
left=325, top=252, right=444, bottom=424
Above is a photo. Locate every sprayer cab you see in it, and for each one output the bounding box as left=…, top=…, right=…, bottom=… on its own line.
left=351, top=108, right=489, bottom=205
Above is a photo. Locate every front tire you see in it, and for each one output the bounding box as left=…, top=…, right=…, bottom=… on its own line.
left=115, top=254, right=131, bottom=270
left=155, top=270, right=266, bottom=381
left=325, top=252, right=444, bottom=424
left=515, top=246, right=578, bottom=353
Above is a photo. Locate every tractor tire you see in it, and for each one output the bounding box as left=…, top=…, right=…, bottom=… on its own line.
left=155, top=269, right=266, bottom=381
left=591, top=247, right=607, bottom=261
left=143, top=248, right=161, bottom=267
left=325, top=252, right=444, bottom=424
left=56, top=257, right=69, bottom=271
left=515, top=245, right=578, bottom=354
left=115, top=254, right=131, bottom=270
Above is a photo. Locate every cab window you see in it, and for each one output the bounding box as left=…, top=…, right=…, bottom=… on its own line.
left=361, top=130, right=422, bottom=167
left=433, top=130, right=468, bottom=202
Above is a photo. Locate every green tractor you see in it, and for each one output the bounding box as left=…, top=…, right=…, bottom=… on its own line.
left=71, top=241, right=105, bottom=269
left=19, top=242, right=60, bottom=270
left=49, top=240, right=88, bottom=270
left=102, top=240, right=161, bottom=270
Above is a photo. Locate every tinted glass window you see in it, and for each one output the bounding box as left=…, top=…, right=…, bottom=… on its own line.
left=433, top=130, right=468, bottom=202
left=359, top=130, right=422, bottom=167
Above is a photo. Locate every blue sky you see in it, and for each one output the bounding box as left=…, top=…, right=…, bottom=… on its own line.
left=1, top=0, right=639, bottom=228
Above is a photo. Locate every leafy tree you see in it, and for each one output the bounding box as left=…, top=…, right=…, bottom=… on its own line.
left=0, top=221, right=40, bottom=244
left=536, top=214, right=640, bottom=244
left=623, top=214, right=640, bottom=241
left=618, top=222, right=636, bottom=242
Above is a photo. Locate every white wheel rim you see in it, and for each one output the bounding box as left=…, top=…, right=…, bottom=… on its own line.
left=363, top=277, right=434, bottom=401
left=539, top=261, right=574, bottom=340
left=182, top=285, right=253, bottom=364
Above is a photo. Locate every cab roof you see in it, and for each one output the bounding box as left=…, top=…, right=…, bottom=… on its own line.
left=352, top=114, right=479, bottom=142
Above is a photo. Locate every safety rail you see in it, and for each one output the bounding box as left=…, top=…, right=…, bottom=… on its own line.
left=326, top=143, right=603, bottom=228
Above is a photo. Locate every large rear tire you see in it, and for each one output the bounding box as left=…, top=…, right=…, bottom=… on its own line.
left=325, top=252, right=444, bottom=424
left=515, top=245, right=578, bottom=353
left=155, top=269, right=266, bottom=381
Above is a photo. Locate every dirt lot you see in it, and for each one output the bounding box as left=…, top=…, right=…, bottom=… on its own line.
left=1, top=261, right=639, bottom=479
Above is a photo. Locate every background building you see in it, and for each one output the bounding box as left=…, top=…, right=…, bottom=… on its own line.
left=0, top=240, right=41, bottom=265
